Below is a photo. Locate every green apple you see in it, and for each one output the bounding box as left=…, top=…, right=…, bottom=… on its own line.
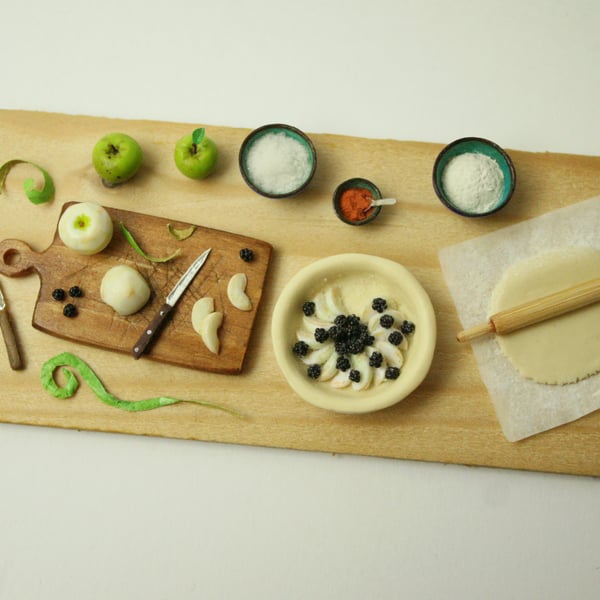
left=58, top=202, right=114, bottom=255
left=92, top=132, right=143, bottom=187
left=174, top=128, right=218, bottom=179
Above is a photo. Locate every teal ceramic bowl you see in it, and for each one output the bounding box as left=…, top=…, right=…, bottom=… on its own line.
left=332, top=177, right=382, bottom=225
left=432, top=137, right=516, bottom=217
left=239, top=123, right=317, bottom=198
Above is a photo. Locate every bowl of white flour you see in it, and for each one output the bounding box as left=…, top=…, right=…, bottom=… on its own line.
left=239, top=123, right=317, bottom=198
left=432, top=137, right=516, bottom=217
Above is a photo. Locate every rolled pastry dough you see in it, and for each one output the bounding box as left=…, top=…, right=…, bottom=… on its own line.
left=490, top=246, right=600, bottom=385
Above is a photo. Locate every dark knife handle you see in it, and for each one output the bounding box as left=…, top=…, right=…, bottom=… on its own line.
left=0, top=309, right=23, bottom=370
left=131, top=303, right=173, bottom=359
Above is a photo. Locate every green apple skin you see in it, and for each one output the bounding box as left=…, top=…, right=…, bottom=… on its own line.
left=58, top=202, right=114, bottom=255
left=173, top=133, right=218, bottom=179
left=92, top=133, right=143, bottom=186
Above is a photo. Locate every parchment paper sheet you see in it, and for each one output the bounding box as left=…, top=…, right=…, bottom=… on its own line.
left=438, top=195, right=600, bottom=441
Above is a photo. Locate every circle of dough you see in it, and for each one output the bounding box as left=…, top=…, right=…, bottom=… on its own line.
left=490, top=246, right=600, bottom=385
left=271, top=253, right=437, bottom=414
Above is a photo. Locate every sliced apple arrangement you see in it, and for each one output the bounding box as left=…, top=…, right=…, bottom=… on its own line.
left=191, top=298, right=223, bottom=354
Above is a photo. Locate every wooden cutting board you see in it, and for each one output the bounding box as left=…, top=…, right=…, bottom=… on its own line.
left=0, top=203, right=272, bottom=373
left=1, top=109, right=599, bottom=477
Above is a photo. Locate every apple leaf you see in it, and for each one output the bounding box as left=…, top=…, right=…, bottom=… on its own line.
left=0, top=159, right=55, bottom=204
left=119, top=221, right=182, bottom=263
left=167, top=223, right=196, bottom=241
left=192, top=128, right=205, bottom=146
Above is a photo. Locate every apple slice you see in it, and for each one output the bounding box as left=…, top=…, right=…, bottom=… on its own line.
left=191, top=297, right=215, bottom=335
left=200, top=311, right=223, bottom=354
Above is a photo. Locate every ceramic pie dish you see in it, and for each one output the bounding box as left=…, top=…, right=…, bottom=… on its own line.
left=271, top=253, right=436, bottom=414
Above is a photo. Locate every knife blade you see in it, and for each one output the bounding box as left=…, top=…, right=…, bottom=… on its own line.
left=0, top=281, right=23, bottom=370
left=132, top=248, right=212, bottom=359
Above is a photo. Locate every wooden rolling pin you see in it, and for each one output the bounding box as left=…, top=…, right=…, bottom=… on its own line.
left=457, top=277, right=600, bottom=343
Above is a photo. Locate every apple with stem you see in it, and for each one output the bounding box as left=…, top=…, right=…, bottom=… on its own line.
left=92, top=133, right=143, bottom=187
left=58, top=202, right=114, bottom=255
left=174, top=128, right=218, bottom=179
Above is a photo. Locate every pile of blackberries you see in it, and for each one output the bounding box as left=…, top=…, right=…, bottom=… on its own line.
left=52, top=285, right=84, bottom=318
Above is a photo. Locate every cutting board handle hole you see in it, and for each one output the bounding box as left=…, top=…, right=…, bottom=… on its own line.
left=0, top=240, right=36, bottom=277
left=3, top=249, right=20, bottom=266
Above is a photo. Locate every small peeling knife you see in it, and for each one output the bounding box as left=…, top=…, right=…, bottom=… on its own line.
left=0, top=281, right=23, bottom=370
left=132, top=248, right=211, bottom=359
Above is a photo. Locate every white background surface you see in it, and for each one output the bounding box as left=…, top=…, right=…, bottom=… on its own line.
left=1, top=1, right=599, bottom=598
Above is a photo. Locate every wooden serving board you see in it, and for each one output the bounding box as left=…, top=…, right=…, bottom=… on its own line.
left=1, top=110, right=599, bottom=477
left=0, top=203, right=272, bottom=373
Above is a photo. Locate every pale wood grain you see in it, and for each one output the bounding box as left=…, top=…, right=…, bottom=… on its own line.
left=0, top=110, right=599, bottom=476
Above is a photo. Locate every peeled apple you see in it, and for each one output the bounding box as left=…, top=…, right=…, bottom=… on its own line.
left=100, top=265, right=151, bottom=316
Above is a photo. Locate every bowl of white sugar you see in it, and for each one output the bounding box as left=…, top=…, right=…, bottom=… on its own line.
left=239, top=123, right=317, bottom=198
left=432, top=137, right=516, bottom=217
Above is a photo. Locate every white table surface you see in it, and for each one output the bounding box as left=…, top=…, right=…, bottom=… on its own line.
left=1, top=1, right=599, bottom=598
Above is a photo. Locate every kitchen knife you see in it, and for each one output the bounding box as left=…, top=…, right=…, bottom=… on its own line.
left=132, top=248, right=211, bottom=359
left=0, top=282, right=23, bottom=370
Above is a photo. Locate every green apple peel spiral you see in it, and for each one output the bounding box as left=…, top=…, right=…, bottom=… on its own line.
left=0, top=159, right=55, bottom=204
left=41, top=352, right=243, bottom=416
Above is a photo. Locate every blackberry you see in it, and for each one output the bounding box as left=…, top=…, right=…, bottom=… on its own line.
left=327, top=325, right=339, bottom=340
left=346, top=314, right=361, bottom=328
left=364, top=334, right=375, bottom=347
left=401, top=320, right=416, bottom=335
left=239, top=248, right=254, bottom=262
left=336, top=356, right=351, bottom=372
left=334, top=314, right=348, bottom=327
left=369, top=351, right=383, bottom=368
left=388, top=331, right=404, bottom=346
left=69, top=285, right=83, bottom=298
left=293, top=341, right=309, bottom=357
left=371, top=297, right=387, bottom=313
left=347, top=339, right=364, bottom=354
left=314, top=327, right=329, bottom=343
left=307, top=364, right=321, bottom=379
left=63, top=303, right=78, bottom=318
left=52, top=288, right=66, bottom=301
left=385, top=366, right=401, bottom=380
left=302, top=301, right=316, bottom=316
left=349, top=369, right=361, bottom=383
left=335, top=340, right=349, bottom=355
left=380, top=314, right=394, bottom=329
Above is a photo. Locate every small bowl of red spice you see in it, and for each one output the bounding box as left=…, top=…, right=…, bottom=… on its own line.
left=333, top=178, right=383, bottom=226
